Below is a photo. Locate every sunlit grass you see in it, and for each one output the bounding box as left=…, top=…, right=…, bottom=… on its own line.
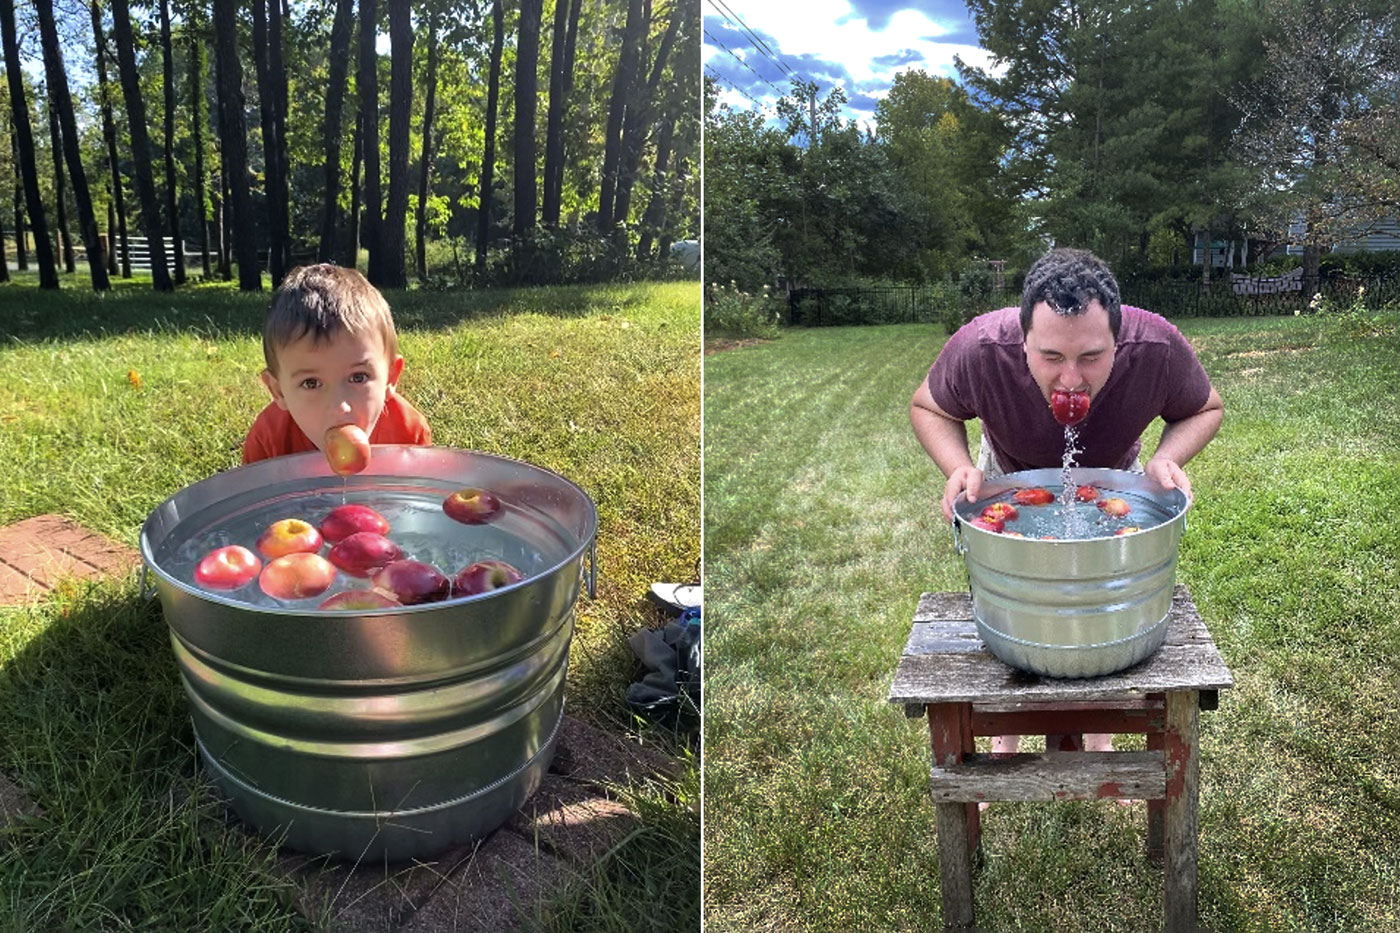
left=703, top=312, right=1400, bottom=931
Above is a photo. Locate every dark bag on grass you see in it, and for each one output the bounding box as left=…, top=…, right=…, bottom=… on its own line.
left=625, top=608, right=701, bottom=722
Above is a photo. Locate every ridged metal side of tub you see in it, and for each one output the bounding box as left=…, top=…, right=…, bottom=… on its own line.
left=140, top=447, right=597, bottom=862
left=952, top=468, right=1188, bottom=679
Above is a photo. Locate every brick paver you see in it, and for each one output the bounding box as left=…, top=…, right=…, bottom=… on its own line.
left=0, top=514, right=138, bottom=604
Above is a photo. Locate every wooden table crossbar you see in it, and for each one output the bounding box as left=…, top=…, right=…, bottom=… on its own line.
left=888, top=585, right=1232, bottom=932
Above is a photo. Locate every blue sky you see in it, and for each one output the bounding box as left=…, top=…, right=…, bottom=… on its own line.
left=702, top=0, right=996, bottom=131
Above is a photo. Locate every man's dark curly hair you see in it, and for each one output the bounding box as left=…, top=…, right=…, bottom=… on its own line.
left=1019, top=248, right=1122, bottom=339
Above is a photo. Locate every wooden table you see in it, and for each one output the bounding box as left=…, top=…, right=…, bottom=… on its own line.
left=888, top=585, right=1232, bottom=932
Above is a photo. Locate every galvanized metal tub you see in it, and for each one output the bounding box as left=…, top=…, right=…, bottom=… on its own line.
left=952, top=467, right=1189, bottom=678
left=140, top=446, right=597, bottom=862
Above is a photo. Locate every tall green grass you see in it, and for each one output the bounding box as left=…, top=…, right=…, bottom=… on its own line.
left=0, top=279, right=700, bottom=929
left=703, top=312, right=1400, bottom=931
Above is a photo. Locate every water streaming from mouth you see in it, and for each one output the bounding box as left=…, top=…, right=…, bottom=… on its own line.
left=1057, top=425, right=1091, bottom=537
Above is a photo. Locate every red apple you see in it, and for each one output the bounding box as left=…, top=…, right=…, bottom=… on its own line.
left=442, top=487, right=503, bottom=525
left=969, top=516, right=1004, bottom=533
left=980, top=502, right=1019, bottom=523
left=327, top=532, right=403, bottom=578
left=318, top=589, right=402, bottom=611
left=324, top=424, right=371, bottom=475
left=1050, top=389, right=1090, bottom=426
left=1098, top=497, right=1132, bottom=518
left=1012, top=487, right=1055, bottom=506
left=256, top=518, right=323, bottom=559
left=259, top=552, right=338, bottom=600
left=372, top=559, right=451, bottom=605
left=1075, top=485, right=1100, bottom=503
left=453, top=559, right=525, bottom=596
left=320, top=504, right=390, bottom=543
left=194, top=545, right=262, bottom=590
left=1113, top=526, right=1142, bottom=536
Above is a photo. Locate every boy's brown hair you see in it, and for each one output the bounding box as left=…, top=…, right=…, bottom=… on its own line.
left=262, top=264, right=399, bottom=374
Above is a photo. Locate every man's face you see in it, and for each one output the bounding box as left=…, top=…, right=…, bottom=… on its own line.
left=260, top=329, right=403, bottom=450
left=1022, top=299, right=1117, bottom=404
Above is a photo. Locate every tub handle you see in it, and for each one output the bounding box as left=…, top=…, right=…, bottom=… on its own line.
left=950, top=517, right=966, bottom=555
left=139, top=564, right=156, bottom=602
left=585, top=537, right=597, bottom=599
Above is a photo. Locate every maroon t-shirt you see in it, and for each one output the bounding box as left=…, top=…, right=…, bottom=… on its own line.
left=926, top=306, right=1213, bottom=473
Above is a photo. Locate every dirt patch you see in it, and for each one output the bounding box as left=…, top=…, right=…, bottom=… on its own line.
left=1225, top=346, right=1315, bottom=359
left=705, top=337, right=770, bottom=355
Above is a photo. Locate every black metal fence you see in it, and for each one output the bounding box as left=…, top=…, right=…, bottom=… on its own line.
left=787, top=272, right=1400, bottom=326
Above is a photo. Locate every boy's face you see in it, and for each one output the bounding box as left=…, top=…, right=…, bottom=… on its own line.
left=260, top=329, right=404, bottom=450
left=1022, top=299, right=1117, bottom=405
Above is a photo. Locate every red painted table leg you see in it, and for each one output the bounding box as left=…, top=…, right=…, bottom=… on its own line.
left=1146, top=729, right=1165, bottom=862
left=1163, top=690, right=1200, bottom=932
left=928, top=702, right=976, bottom=931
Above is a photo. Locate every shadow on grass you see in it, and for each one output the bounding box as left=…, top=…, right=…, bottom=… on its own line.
left=0, top=577, right=311, bottom=929
left=0, top=274, right=692, bottom=345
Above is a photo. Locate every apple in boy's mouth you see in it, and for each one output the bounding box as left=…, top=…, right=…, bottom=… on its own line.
left=1050, top=389, right=1090, bottom=427
left=324, top=424, right=371, bottom=475
left=442, top=488, right=503, bottom=524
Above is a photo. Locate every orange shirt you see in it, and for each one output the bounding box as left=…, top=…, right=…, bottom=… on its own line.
left=242, top=392, right=433, bottom=465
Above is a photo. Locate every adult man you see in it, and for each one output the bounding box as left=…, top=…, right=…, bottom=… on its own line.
left=911, top=247, right=1223, bottom=523
left=909, top=247, right=1223, bottom=760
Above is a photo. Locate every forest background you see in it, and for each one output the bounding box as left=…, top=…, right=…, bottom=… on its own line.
left=0, top=0, right=700, bottom=292
left=704, top=0, right=1399, bottom=321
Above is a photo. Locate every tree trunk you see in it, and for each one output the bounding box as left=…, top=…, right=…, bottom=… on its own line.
left=513, top=0, right=542, bottom=237
left=106, top=192, right=116, bottom=273
left=598, top=0, right=644, bottom=230
left=541, top=0, right=570, bottom=227
left=615, top=0, right=681, bottom=228
left=637, top=88, right=677, bottom=261
left=318, top=0, right=355, bottom=263
left=0, top=191, right=7, bottom=282
left=215, top=162, right=230, bottom=279
left=358, top=0, right=383, bottom=280
left=253, top=0, right=288, bottom=286
left=110, top=0, right=173, bottom=291
left=212, top=0, right=260, bottom=289
left=345, top=108, right=363, bottom=268
left=271, top=0, right=290, bottom=279
left=37, top=0, right=108, bottom=289
left=475, top=0, right=503, bottom=271
left=158, top=0, right=185, bottom=283
left=47, top=102, right=75, bottom=274
left=90, top=0, right=130, bottom=278
left=380, top=0, right=411, bottom=288
left=415, top=14, right=439, bottom=282
left=1, top=0, right=57, bottom=288
left=11, top=125, right=26, bottom=271
left=188, top=12, right=211, bottom=277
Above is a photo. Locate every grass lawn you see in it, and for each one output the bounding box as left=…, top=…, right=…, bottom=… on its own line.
left=702, top=311, right=1400, bottom=931
left=0, top=276, right=700, bottom=931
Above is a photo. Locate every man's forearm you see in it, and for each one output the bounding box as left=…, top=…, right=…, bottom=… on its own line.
left=911, top=402, right=973, bottom=479
left=1152, top=407, right=1223, bottom=467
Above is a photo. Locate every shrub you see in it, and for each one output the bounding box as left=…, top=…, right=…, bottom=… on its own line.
left=705, top=282, right=781, bottom=338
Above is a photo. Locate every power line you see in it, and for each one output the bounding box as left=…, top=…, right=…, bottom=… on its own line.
left=703, top=0, right=807, bottom=87
left=703, top=26, right=787, bottom=98
left=704, top=65, right=775, bottom=114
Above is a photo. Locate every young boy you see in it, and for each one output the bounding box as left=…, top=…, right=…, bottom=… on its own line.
left=242, top=264, right=432, bottom=465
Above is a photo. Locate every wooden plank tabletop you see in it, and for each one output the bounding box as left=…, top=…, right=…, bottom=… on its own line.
left=888, top=585, right=1233, bottom=705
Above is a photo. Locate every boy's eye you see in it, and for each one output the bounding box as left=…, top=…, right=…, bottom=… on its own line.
left=299, top=377, right=321, bottom=390
left=349, top=372, right=371, bottom=384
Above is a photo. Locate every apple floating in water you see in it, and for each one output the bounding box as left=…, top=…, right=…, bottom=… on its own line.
left=194, top=545, right=262, bottom=590
left=453, top=559, right=525, bottom=596
left=1114, top=526, right=1142, bottom=537
left=1050, top=389, right=1090, bottom=427
left=969, top=516, right=1004, bottom=533
left=318, top=589, right=402, bottom=611
left=1075, top=485, right=1100, bottom=503
left=442, top=487, right=502, bottom=525
left=980, top=502, right=1019, bottom=523
left=1012, top=487, right=1055, bottom=506
left=327, top=532, right=404, bottom=578
left=256, top=518, right=324, bottom=559
left=259, top=552, right=338, bottom=600
left=372, top=559, right=451, bottom=605
left=1097, top=497, right=1132, bottom=518
left=320, top=504, right=390, bottom=543
left=324, top=424, right=371, bottom=475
